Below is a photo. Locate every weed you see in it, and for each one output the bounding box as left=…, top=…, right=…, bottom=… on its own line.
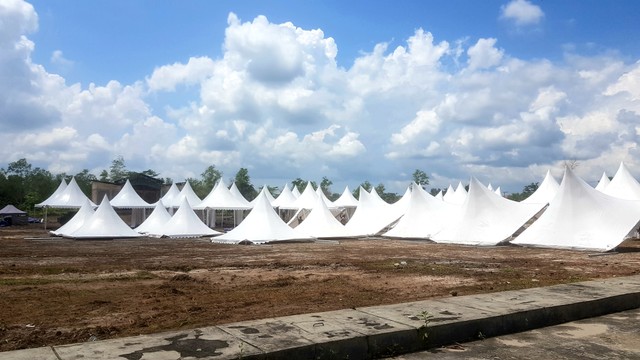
left=417, top=310, right=434, bottom=340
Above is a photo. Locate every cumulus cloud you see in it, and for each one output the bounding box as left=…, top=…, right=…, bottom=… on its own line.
left=2, top=2, right=640, bottom=193
left=500, top=0, right=544, bottom=26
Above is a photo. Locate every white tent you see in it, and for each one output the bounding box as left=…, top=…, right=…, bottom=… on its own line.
left=595, top=172, right=611, bottom=192
left=50, top=198, right=95, bottom=236
left=332, top=185, right=359, bottom=208
left=196, top=179, right=252, bottom=210
left=291, top=186, right=301, bottom=198
left=64, top=196, right=142, bottom=239
left=494, top=186, right=502, bottom=197
left=435, top=191, right=444, bottom=201
left=159, top=198, right=221, bottom=238
left=160, top=183, right=181, bottom=206
left=603, top=162, right=640, bottom=200
left=522, top=170, right=560, bottom=206
left=443, top=183, right=467, bottom=205
left=212, top=189, right=313, bottom=244
left=38, top=177, right=96, bottom=208
left=383, top=185, right=458, bottom=239
left=512, top=168, right=640, bottom=251
left=135, top=201, right=172, bottom=235
left=387, top=185, right=412, bottom=222
left=271, top=184, right=297, bottom=208
left=110, top=180, right=152, bottom=208
left=316, top=187, right=335, bottom=208
left=431, top=177, right=540, bottom=246
left=293, top=196, right=346, bottom=239
left=251, top=185, right=276, bottom=206
left=36, top=179, right=67, bottom=207
left=281, top=182, right=318, bottom=210
left=343, top=187, right=397, bottom=237
left=164, top=181, right=201, bottom=208
left=229, top=182, right=249, bottom=203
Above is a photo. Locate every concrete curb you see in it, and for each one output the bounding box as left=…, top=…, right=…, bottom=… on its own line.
left=2, top=275, right=639, bottom=359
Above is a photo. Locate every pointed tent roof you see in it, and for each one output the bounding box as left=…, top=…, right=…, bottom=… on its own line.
left=331, top=185, right=359, bottom=208
left=135, top=201, right=172, bottom=235
left=250, top=185, right=276, bottom=206
left=315, top=187, right=335, bottom=207
left=35, top=179, right=67, bottom=207
left=160, top=198, right=221, bottom=238
left=435, top=191, right=444, bottom=201
left=229, top=182, right=250, bottom=203
left=443, top=183, right=467, bottom=204
left=294, top=196, right=346, bottom=238
left=164, top=181, right=202, bottom=208
left=109, top=179, right=153, bottom=208
left=213, top=190, right=313, bottom=244
left=271, top=184, right=297, bottom=208
left=64, top=196, right=141, bottom=239
left=383, top=186, right=458, bottom=239
left=431, top=177, right=540, bottom=246
left=195, top=178, right=252, bottom=210
left=291, top=186, right=301, bottom=198
left=522, top=170, right=560, bottom=205
left=595, top=172, right=611, bottom=192
left=281, top=181, right=318, bottom=210
left=512, top=168, right=640, bottom=251
left=51, top=198, right=95, bottom=236
left=160, top=183, right=181, bottom=205
left=387, top=185, right=412, bottom=221
left=603, top=162, right=640, bottom=200
left=494, top=186, right=502, bottom=197
left=487, top=183, right=494, bottom=191
left=39, top=177, right=96, bottom=208
left=0, top=204, right=27, bottom=214
left=343, top=187, right=396, bottom=237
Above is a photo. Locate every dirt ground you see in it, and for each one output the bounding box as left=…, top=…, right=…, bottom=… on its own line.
left=1, top=224, right=639, bottom=352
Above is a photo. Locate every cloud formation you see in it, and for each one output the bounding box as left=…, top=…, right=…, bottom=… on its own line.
left=2, top=1, right=640, bottom=193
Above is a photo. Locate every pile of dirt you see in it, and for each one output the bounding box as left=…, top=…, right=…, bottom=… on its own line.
left=1, top=224, right=639, bottom=351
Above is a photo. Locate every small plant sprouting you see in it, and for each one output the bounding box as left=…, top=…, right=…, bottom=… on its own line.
left=417, top=310, right=434, bottom=340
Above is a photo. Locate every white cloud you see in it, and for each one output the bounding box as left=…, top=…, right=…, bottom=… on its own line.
left=467, top=38, right=504, bottom=70
left=500, top=0, right=544, bottom=26
left=3, top=4, right=640, bottom=193
left=50, top=50, right=73, bottom=68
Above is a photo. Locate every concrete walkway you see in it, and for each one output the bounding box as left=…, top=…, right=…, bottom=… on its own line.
left=2, top=275, right=640, bottom=360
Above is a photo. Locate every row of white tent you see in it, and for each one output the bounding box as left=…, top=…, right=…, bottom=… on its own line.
left=40, top=162, right=640, bottom=252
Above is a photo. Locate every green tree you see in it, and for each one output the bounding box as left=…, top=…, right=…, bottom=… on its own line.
left=74, top=169, right=97, bottom=197
left=99, top=170, right=109, bottom=182
left=375, top=183, right=400, bottom=203
left=108, top=155, right=129, bottom=181
left=353, top=180, right=373, bottom=199
left=141, top=169, right=160, bottom=178
left=412, top=169, right=430, bottom=189
left=6, top=158, right=32, bottom=178
left=201, top=165, right=222, bottom=192
left=508, top=182, right=539, bottom=202
left=291, top=178, right=316, bottom=193
left=234, top=168, right=257, bottom=200
left=320, top=176, right=333, bottom=196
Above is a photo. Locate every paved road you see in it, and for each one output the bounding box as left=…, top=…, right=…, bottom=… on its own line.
left=390, top=308, right=640, bottom=359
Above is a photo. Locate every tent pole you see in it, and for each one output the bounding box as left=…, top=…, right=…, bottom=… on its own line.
left=44, top=207, right=48, bottom=230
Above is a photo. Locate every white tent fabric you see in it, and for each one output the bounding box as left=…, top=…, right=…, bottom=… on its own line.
left=383, top=185, right=458, bottom=239
left=271, top=184, right=297, bottom=208
left=595, top=172, right=610, bottom=192
left=331, top=186, right=359, bottom=208
left=38, top=177, right=96, bottom=208
left=36, top=179, right=67, bottom=207
left=291, top=186, right=301, bottom=198
left=164, top=181, right=201, bottom=208
left=387, top=186, right=412, bottom=221
left=160, top=183, right=181, bottom=205
left=512, top=168, right=640, bottom=251
left=444, top=183, right=467, bottom=204
left=250, top=185, right=276, bottom=206
left=343, top=187, right=397, bottom=237
left=522, top=170, right=560, bottom=206
left=487, top=183, right=494, bottom=191
left=281, top=182, right=318, bottom=210
left=50, top=198, right=95, bottom=236
left=229, top=182, right=250, bottom=203
left=431, top=177, right=540, bottom=246
left=494, top=187, right=502, bottom=197
left=109, top=179, right=152, bottom=208
left=135, top=201, right=172, bottom=235
left=602, top=162, right=640, bottom=200
left=293, top=196, right=346, bottom=238
left=159, top=198, right=221, bottom=238
left=316, top=187, right=335, bottom=207
left=196, top=178, right=252, bottom=210
left=435, top=191, right=444, bottom=201
left=213, top=190, right=313, bottom=244
left=64, top=196, right=141, bottom=239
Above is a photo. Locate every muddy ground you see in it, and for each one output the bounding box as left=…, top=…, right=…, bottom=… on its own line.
left=1, top=224, right=639, bottom=351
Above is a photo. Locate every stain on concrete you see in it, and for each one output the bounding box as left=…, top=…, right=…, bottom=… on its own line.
left=119, top=332, right=229, bottom=360
left=358, top=318, right=393, bottom=330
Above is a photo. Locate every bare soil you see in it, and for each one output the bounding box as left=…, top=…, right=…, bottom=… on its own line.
left=1, top=224, right=639, bottom=351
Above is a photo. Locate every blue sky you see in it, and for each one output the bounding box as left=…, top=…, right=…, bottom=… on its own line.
left=3, top=0, right=640, bottom=194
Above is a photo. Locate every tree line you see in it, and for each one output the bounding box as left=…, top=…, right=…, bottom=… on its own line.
left=0, top=158, right=440, bottom=213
